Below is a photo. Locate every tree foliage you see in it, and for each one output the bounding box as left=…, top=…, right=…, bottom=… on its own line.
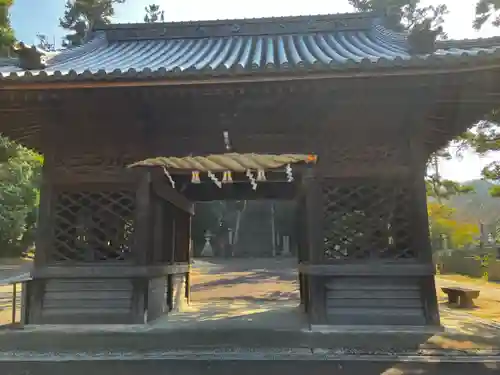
left=0, top=136, right=42, bottom=257
left=426, top=150, right=474, bottom=203
left=60, top=0, right=125, bottom=47
left=0, top=0, right=15, bottom=56
left=474, top=0, right=500, bottom=29
left=349, top=0, right=448, bottom=36
left=144, top=4, right=164, bottom=23
left=467, top=2, right=500, bottom=194
left=460, top=119, right=500, bottom=197
left=428, top=201, right=480, bottom=250
left=36, top=34, right=56, bottom=51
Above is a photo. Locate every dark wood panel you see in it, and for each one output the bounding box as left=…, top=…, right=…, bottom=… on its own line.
left=299, top=263, right=435, bottom=276
left=45, top=279, right=133, bottom=292
left=32, top=263, right=190, bottom=278
left=326, top=309, right=427, bottom=326
left=327, top=290, right=420, bottom=299
left=44, top=291, right=133, bottom=300
left=325, top=277, right=420, bottom=290
left=324, top=276, right=426, bottom=326
left=147, top=277, right=169, bottom=321
left=37, top=312, right=133, bottom=324
left=326, top=298, right=423, bottom=308
left=39, top=278, right=134, bottom=324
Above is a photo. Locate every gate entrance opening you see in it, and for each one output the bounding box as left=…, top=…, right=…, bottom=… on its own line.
left=128, top=153, right=314, bottom=322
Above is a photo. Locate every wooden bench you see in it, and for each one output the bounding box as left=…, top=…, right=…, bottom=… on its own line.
left=441, top=287, right=480, bottom=308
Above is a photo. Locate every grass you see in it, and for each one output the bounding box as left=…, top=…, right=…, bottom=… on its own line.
left=438, top=274, right=498, bottom=287
left=436, top=274, right=500, bottom=323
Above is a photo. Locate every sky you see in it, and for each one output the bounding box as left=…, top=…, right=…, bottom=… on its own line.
left=9, top=0, right=500, bottom=182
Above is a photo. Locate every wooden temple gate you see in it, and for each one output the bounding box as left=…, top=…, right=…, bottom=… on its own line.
left=2, top=11, right=500, bottom=327
left=24, top=144, right=438, bottom=326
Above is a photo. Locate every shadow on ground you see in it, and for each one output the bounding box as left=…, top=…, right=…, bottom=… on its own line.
left=191, top=271, right=298, bottom=292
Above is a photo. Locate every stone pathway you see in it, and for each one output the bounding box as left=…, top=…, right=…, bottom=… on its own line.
left=156, top=257, right=304, bottom=330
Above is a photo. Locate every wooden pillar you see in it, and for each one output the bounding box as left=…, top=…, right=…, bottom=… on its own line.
left=409, top=138, right=440, bottom=326
left=185, top=215, right=192, bottom=305
left=131, top=170, right=153, bottom=323
left=303, top=168, right=323, bottom=264
left=29, top=154, right=55, bottom=323
left=133, top=170, right=153, bottom=265
left=34, top=159, right=54, bottom=267
left=302, top=167, right=326, bottom=324
left=296, top=192, right=310, bottom=311
left=152, top=197, right=164, bottom=264
left=296, top=195, right=305, bottom=308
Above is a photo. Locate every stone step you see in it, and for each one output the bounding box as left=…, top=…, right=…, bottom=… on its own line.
left=0, top=326, right=451, bottom=354
left=1, top=356, right=499, bottom=375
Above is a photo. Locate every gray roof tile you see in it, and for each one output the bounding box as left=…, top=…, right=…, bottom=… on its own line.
left=2, top=13, right=500, bottom=82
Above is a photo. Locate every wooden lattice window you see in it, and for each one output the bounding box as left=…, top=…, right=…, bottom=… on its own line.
left=52, top=190, right=135, bottom=262
left=322, top=179, right=415, bottom=260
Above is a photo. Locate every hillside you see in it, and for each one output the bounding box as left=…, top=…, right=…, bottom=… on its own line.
left=448, top=180, right=500, bottom=225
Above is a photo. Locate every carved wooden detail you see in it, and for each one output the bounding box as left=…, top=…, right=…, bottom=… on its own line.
left=51, top=189, right=136, bottom=262
left=322, top=178, right=415, bottom=261
left=318, top=142, right=410, bottom=177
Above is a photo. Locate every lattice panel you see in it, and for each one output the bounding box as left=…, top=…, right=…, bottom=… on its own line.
left=52, top=190, right=135, bottom=262
left=322, top=180, right=415, bottom=260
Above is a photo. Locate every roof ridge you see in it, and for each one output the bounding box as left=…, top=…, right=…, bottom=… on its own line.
left=101, top=12, right=380, bottom=42
left=95, top=11, right=379, bottom=31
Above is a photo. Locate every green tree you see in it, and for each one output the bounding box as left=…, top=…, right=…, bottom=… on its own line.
left=144, top=4, right=164, bottom=23
left=0, top=0, right=15, bottom=57
left=426, top=149, right=474, bottom=203
left=474, top=0, right=500, bottom=29
left=0, top=136, right=42, bottom=258
left=349, top=0, right=448, bottom=35
left=468, top=2, right=500, bottom=195
left=428, top=201, right=480, bottom=250
left=60, top=0, right=126, bottom=47
left=459, top=118, right=500, bottom=197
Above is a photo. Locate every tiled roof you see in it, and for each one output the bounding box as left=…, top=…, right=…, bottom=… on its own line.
left=2, top=12, right=500, bottom=82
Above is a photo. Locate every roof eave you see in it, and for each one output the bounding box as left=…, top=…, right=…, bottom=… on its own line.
left=2, top=54, right=500, bottom=89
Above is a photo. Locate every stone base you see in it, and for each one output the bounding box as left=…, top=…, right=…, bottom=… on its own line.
left=1, top=356, right=499, bottom=375
left=0, top=325, right=474, bottom=354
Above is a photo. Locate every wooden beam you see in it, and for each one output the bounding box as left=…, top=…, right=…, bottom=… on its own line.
left=31, top=263, right=190, bottom=279
left=298, top=263, right=435, bottom=276
left=151, top=169, right=194, bottom=215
